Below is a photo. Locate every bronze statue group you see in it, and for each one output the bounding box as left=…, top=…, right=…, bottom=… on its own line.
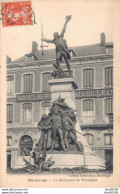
left=37, top=97, right=83, bottom=152
left=27, top=97, right=83, bottom=171
left=24, top=97, right=83, bottom=170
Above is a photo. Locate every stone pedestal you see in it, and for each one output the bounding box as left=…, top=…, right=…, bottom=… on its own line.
left=49, top=78, right=77, bottom=109
left=46, top=153, right=105, bottom=169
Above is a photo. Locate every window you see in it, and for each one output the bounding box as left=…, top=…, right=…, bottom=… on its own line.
left=27, top=56, right=33, bottom=61
left=42, top=73, right=51, bottom=92
left=109, top=113, right=113, bottom=124
left=104, top=134, right=113, bottom=145
left=23, top=103, right=32, bottom=123
left=7, top=136, right=12, bottom=146
left=42, top=102, right=51, bottom=115
left=7, top=104, right=13, bottom=123
left=7, top=76, right=14, bottom=94
left=25, top=55, right=33, bottom=61
left=19, top=135, right=33, bottom=156
left=83, top=99, right=94, bottom=111
left=105, top=67, right=113, bottom=86
left=106, top=46, right=113, bottom=53
left=104, top=98, right=113, bottom=114
left=84, top=134, right=94, bottom=145
left=83, top=69, right=94, bottom=88
left=23, top=74, right=33, bottom=93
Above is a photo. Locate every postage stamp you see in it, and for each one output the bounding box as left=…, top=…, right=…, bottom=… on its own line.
left=1, top=1, right=36, bottom=27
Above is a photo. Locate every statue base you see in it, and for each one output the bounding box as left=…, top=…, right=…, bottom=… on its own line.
left=46, top=153, right=105, bottom=169
left=13, top=152, right=105, bottom=170
left=48, top=77, right=78, bottom=109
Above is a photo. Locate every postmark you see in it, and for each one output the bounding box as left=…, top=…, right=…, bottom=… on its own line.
left=1, top=1, right=37, bottom=27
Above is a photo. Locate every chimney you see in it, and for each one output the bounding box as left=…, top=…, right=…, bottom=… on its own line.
left=32, top=41, right=38, bottom=53
left=6, top=55, right=11, bottom=63
left=100, top=33, right=106, bottom=46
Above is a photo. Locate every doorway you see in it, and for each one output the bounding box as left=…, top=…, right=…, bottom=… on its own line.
left=105, top=149, right=113, bottom=171
left=7, top=154, right=11, bottom=168
left=19, top=135, right=33, bottom=156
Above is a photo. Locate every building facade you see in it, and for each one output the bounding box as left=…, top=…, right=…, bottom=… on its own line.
left=6, top=33, right=113, bottom=169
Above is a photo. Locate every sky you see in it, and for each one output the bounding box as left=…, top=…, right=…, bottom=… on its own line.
left=1, top=0, right=115, bottom=61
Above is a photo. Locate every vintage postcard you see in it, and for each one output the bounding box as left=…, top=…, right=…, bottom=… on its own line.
left=0, top=0, right=120, bottom=188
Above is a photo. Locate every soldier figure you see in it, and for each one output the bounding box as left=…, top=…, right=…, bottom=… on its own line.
left=41, top=15, right=72, bottom=77
left=49, top=106, right=66, bottom=151
left=61, top=112, right=81, bottom=151
left=38, top=114, right=52, bottom=150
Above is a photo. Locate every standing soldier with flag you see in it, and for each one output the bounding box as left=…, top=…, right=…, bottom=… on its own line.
left=41, top=15, right=72, bottom=77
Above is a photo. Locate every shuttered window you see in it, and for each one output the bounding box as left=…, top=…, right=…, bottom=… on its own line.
left=23, top=103, right=32, bottom=122
left=7, top=136, right=12, bottom=146
left=23, top=74, right=33, bottom=93
left=84, top=134, right=94, bottom=145
left=83, top=69, right=94, bottom=88
left=105, top=98, right=113, bottom=114
left=105, top=67, right=113, bottom=86
left=42, top=102, right=51, bottom=107
left=83, top=99, right=94, bottom=111
left=7, top=104, right=13, bottom=123
left=42, top=73, right=51, bottom=92
left=104, top=134, right=113, bottom=145
left=7, top=76, right=14, bottom=94
left=41, top=101, right=51, bottom=115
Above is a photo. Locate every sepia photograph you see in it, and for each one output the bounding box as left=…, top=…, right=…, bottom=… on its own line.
left=0, top=0, right=120, bottom=188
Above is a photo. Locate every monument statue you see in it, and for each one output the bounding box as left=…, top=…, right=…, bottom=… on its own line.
left=37, top=114, right=52, bottom=150
left=24, top=97, right=84, bottom=171
left=49, top=106, right=66, bottom=151
left=41, top=15, right=72, bottom=77
left=36, top=97, right=84, bottom=153
left=23, top=15, right=105, bottom=172
left=14, top=15, right=106, bottom=172
left=61, top=111, right=82, bottom=151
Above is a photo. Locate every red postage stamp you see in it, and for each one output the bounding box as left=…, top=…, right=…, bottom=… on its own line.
left=1, top=1, right=36, bottom=27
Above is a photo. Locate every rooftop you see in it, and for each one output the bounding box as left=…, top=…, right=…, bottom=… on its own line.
left=7, top=33, right=113, bottom=64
